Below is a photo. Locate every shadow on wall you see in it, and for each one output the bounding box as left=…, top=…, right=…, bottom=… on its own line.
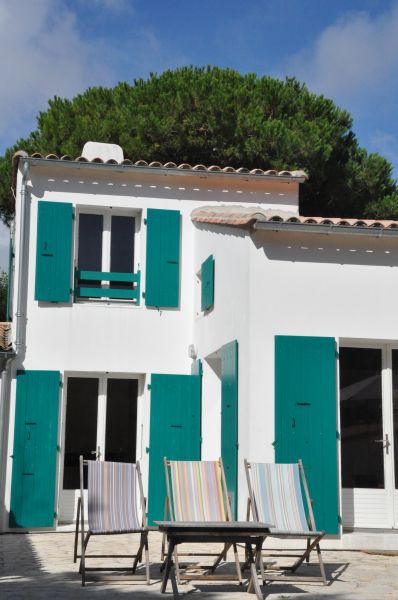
left=252, top=229, right=398, bottom=268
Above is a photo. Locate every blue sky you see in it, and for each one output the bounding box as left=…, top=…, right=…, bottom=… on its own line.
left=1, top=0, right=398, bottom=268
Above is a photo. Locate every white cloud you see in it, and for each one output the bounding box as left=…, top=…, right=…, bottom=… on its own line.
left=284, top=4, right=398, bottom=103
left=0, top=0, right=113, bottom=144
left=89, top=0, right=132, bottom=10
left=0, top=0, right=188, bottom=151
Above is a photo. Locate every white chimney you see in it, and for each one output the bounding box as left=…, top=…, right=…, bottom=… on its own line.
left=82, top=141, right=124, bottom=163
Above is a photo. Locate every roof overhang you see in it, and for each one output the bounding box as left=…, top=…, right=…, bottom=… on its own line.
left=11, top=152, right=307, bottom=191
left=253, top=220, right=398, bottom=237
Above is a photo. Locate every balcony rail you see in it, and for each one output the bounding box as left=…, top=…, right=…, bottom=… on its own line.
left=75, top=270, right=141, bottom=303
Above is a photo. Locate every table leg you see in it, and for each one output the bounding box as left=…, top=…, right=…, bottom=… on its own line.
left=246, top=542, right=263, bottom=599
left=161, top=538, right=176, bottom=594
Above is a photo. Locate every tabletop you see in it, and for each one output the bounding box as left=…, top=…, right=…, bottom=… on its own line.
left=154, top=520, right=272, bottom=533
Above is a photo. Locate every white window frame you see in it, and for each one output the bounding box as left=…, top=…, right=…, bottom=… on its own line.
left=74, top=206, right=141, bottom=304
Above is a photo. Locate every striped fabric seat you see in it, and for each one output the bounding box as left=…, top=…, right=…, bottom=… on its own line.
left=87, top=461, right=142, bottom=534
left=169, top=460, right=227, bottom=522
left=250, top=463, right=309, bottom=533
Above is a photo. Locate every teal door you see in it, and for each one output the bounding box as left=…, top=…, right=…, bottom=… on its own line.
left=10, top=370, right=61, bottom=528
left=148, top=374, right=201, bottom=524
left=275, top=336, right=339, bottom=534
left=221, top=340, right=238, bottom=519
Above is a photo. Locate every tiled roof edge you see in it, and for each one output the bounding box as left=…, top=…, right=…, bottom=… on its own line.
left=191, top=206, right=398, bottom=231
left=11, top=151, right=308, bottom=189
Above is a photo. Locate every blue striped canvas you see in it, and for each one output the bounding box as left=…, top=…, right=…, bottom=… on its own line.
left=250, top=463, right=309, bottom=533
left=87, top=461, right=141, bottom=534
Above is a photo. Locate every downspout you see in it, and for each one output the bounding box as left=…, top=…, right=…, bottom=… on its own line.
left=0, top=158, right=29, bottom=530
left=15, top=158, right=30, bottom=354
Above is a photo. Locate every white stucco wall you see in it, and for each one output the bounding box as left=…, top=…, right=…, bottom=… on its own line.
left=2, top=160, right=299, bottom=529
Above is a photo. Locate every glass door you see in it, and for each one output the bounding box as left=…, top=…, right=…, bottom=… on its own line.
left=340, top=346, right=397, bottom=529
left=59, top=375, right=138, bottom=523
left=390, top=350, right=398, bottom=528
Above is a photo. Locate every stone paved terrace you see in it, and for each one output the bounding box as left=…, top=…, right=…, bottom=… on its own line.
left=0, top=531, right=398, bottom=599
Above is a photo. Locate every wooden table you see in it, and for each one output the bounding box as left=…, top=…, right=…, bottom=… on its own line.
left=155, top=521, right=271, bottom=599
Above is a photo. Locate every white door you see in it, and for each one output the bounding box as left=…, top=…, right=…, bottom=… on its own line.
left=340, top=345, right=398, bottom=529
left=58, top=375, right=138, bottom=523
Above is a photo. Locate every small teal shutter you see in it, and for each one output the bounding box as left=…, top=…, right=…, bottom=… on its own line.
left=201, top=255, right=214, bottom=311
left=145, top=209, right=180, bottom=308
left=275, top=335, right=339, bottom=534
left=35, top=201, right=73, bottom=302
left=221, top=340, right=238, bottom=519
left=10, top=370, right=60, bottom=528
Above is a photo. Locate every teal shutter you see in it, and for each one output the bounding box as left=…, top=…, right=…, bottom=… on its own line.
left=10, top=370, right=61, bottom=528
left=145, top=209, right=181, bottom=308
left=221, top=340, right=238, bottom=519
left=275, top=336, right=339, bottom=534
left=35, top=201, right=73, bottom=302
left=148, top=374, right=201, bottom=524
left=201, top=255, right=214, bottom=311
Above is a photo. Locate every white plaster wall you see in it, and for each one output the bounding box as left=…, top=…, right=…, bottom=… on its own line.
left=193, top=224, right=252, bottom=514
left=193, top=224, right=398, bottom=519
left=2, top=161, right=299, bottom=529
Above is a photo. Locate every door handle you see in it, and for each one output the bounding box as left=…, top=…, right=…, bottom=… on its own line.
left=374, top=434, right=391, bottom=454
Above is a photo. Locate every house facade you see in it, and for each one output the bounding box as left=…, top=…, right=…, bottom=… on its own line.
left=1, top=142, right=398, bottom=542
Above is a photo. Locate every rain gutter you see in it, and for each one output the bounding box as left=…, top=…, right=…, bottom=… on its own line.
left=22, top=157, right=307, bottom=184
left=253, top=220, right=398, bottom=237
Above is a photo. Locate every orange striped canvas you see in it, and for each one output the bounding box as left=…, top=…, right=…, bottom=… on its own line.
left=169, top=461, right=228, bottom=522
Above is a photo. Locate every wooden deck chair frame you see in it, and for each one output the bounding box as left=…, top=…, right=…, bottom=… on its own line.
left=244, top=459, right=327, bottom=585
left=73, top=456, right=150, bottom=586
left=161, top=457, right=242, bottom=585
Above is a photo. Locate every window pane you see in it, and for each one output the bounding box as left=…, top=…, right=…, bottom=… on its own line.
left=78, top=214, right=103, bottom=287
left=110, top=216, right=135, bottom=293
left=340, top=348, right=384, bottom=488
left=392, top=351, right=398, bottom=489
left=63, top=378, right=99, bottom=489
left=105, top=379, right=137, bottom=463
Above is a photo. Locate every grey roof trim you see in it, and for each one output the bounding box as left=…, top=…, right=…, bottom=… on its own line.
left=20, top=156, right=307, bottom=184
left=253, top=220, right=398, bottom=237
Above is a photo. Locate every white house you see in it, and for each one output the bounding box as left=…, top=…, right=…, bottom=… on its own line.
left=1, top=141, right=398, bottom=547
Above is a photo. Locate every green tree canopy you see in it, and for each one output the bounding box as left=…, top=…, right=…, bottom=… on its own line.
left=1, top=66, right=397, bottom=223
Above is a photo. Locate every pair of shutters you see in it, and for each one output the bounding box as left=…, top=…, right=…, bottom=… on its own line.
left=34, top=202, right=181, bottom=308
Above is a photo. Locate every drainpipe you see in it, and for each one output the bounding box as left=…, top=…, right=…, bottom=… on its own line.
left=15, top=159, right=30, bottom=354
left=0, top=158, right=29, bottom=530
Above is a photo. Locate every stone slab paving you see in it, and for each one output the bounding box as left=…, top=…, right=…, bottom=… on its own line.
left=0, top=531, right=398, bottom=599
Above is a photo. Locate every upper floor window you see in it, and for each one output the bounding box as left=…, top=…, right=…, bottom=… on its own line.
left=75, top=210, right=141, bottom=303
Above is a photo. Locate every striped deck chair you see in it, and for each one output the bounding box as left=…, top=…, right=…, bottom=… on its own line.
left=73, top=457, right=150, bottom=586
left=244, top=459, right=327, bottom=585
left=162, top=458, right=242, bottom=584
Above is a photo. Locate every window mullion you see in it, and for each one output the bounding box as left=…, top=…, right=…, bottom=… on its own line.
left=102, top=213, right=111, bottom=289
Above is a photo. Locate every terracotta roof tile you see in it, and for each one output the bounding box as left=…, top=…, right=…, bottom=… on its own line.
left=191, top=206, right=398, bottom=231
left=12, top=150, right=308, bottom=182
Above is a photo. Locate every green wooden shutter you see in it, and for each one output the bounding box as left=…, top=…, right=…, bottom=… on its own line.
left=201, top=255, right=214, bottom=311
left=275, top=335, right=339, bottom=534
left=35, top=201, right=73, bottom=302
left=221, top=340, right=238, bottom=519
left=10, top=370, right=61, bottom=528
left=145, top=209, right=181, bottom=308
left=148, top=373, right=201, bottom=524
